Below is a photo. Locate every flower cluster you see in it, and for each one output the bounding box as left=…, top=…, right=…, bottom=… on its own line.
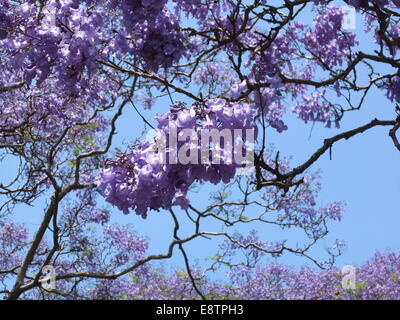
left=109, top=0, right=187, bottom=71
left=300, top=6, right=358, bottom=68
left=0, top=221, right=28, bottom=274
left=97, top=100, right=258, bottom=217
left=292, top=91, right=339, bottom=126
left=0, top=1, right=13, bottom=40
left=0, top=0, right=187, bottom=94
left=387, top=77, right=400, bottom=104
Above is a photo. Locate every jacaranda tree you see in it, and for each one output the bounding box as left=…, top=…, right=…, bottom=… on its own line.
left=0, top=0, right=399, bottom=300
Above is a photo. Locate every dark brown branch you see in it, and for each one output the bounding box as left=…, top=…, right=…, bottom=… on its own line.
left=0, top=81, right=25, bottom=93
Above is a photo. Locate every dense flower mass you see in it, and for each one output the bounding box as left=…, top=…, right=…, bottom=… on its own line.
left=83, top=250, right=400, bottom=300
left=110, top=0, right=187, bottom=71
left=0, top=0, right=187, bottom=94
left=136, top=10, right=187, bottom=71
left=97, top=100, right=258, bottom=217
left=0, top=3, right=13, bottom=40
left=5, top=245, right=398, bottom=300
left=301, top=6, right=358, bottom=68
